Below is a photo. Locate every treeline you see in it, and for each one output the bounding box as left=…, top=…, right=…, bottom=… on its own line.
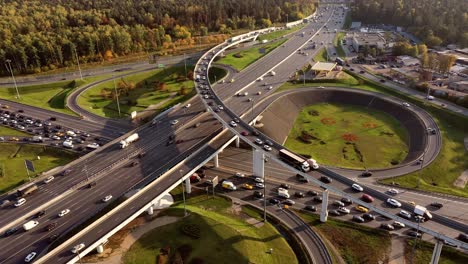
left=351, top=0, right=468, bottom=48
left=0, top=0, right=316, bottom=76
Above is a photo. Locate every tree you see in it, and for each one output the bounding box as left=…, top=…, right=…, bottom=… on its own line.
left=425, top=35, right=443, bottom=47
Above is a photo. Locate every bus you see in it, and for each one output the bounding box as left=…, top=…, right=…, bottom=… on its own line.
left=279, top=149, right=310, bottom=172
left=335, top=57, right=345, bottom=66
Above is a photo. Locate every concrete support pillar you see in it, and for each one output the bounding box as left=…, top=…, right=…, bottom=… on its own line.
left=320, top=189, right=329, bottom=223
left=235, top=136, right=240, bottom=148
left=252, top=149, right=265, bottom=178
left=213, top=154, right=219, bottom=168
left=430, top=240, right=443, bottom=264
left=96, top=244, right=104, bottom=254
left=147, top=205, right=154, bottom=215
left=185, top=178, right=192, bottom=194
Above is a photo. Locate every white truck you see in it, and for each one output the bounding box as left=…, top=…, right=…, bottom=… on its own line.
left=414, top=205, right=432, bottom=220
left=23, top=220, right=39, bottom=231
left=222, top=181, right=236, bottom=191
left=119, top=133, right=139, bottom=149
left=307, top=159, right=320, bottom=170
left=278, top=188, right=290, bottom=198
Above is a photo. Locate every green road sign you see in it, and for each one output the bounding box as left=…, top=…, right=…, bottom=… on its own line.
left=158, top=64, right=165, bottom=68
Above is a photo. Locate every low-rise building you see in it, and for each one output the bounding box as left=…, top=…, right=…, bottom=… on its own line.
left=448, top=81, right=468, bottom=93
left=351, top=32, right=387, bottom=53
left=396, top=55, right=420, bottom=66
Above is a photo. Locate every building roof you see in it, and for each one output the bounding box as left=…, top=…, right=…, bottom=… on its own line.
left=350, top=22, right=361, bottom=29
left=311, top=62, right=337, bottom=72
left=352, top=32, right=386, bottom=46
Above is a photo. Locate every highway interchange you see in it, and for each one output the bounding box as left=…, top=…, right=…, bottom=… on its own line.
left=0, top=3, right=467, bottom=264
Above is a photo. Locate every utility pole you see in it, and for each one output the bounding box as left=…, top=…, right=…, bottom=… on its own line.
left=5, top=59, right=20, bottom=99
left=112, top=75, right=121, bottom=117
left=73, top=46, right=83, bottom=81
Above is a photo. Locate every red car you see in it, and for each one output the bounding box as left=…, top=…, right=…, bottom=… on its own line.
left=361, top=194, right=374, bottom=203
left=241, top=131, right=249, bottom=136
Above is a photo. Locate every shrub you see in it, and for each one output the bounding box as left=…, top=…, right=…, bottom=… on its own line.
left=180, top=224, right=200, bottom=239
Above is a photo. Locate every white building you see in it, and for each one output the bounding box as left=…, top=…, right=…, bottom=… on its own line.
left=351, top=32, right=387, bottom=53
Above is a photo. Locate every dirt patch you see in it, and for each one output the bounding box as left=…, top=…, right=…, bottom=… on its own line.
left=363, top=122, right=378, bottom=128
left=321, top=117, right=336, bottom=125
left=453, top=170, right=468, bottom=188
left=342, top=133, right=358, bottom=142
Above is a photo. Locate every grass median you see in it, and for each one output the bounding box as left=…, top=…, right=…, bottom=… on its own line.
left=297, top=211, right=391, bottom=264
left=277, top=71, right=468, bottom=197
left=257, top=24, right=305, bottom=42
left=77, top=66, right=194, bottom=118
left=217, top=39, right=288, bottom=71
left=405, top=239, right=468, bottom=264
left=313, top=48, right=329, bottom=62
left=285, top=103, right=408, bottom=169
left=0, top=126, right=29, bottom=137
left=124, top=194, right=298, bottom=264
left=0, top=143, right=78, bottom=193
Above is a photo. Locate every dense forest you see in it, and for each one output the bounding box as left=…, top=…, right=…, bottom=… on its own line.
left=0, top=0, right=316, bottom=76
left=351, top=0, right=468, bottom=48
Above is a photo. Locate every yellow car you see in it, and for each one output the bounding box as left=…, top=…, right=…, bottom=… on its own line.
left=407, top=201, right=416, bottom=206
left=243, top=183, right=253, bottom=190
left=355, top=205, right=369, bottom=213
left=10, top=137, right=19, bottom=142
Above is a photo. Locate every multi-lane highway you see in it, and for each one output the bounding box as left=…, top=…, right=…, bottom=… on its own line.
left=1, top=3, right=467, bottom=264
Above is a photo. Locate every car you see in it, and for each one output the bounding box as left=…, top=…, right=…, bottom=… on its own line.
left=217, top=105, right=224, bottom=110
left=380, top=224, right=395, bottom=231
left=130, top=161, right=139, bottom=167
left=295, top=192, right=305, bottom=198
left=35, top=210, right=46, bottom=218
left=269, top=198, right=280, bottom=205
left=313, top=196, right=323, bottom=203
left=170, top=120, right=179, bottom=125
left=61, top=169, right=72, bottom=176
left=359, top=70, right=365, bottom=74
left=252, top=131, right=260, bottom=136
left=254, top=177, right=264, bottom=183
left=392, top=221, right=406, bottom=228
left=355, top=205, right=369, bottom=213
left=329, top=210, right=341, bottom=216
left=283, top=199, right=295, bottom=206
left=414, top=215, right=425, bottom=223
left=254, top=138, right=263, bottom=145
left=426, top=95, right=435, bottom=100
left=407, top=231, right=422, bottom=238
left=352, top=215, right=365, bottom=223
left=71, top=243, right=86, bottom=254
left=319, top=176, right=332, bottom=183
left=52, top=135, right=61, bottom=140
left=253, top=191, right=264, bottom=198
left=185, top=103, right=191, bottom=108
left=256, top=91, right=262, bottom=95
left=243, top=183, right=254, bottom=190
left=235, top=172, right=245, bottom=178
left=280, top=183, right=290, bottom=189
left=24, top=252, right=37, bottom=263
left=229, top=121, right=237, bottom=127
left=10, top=137, right=19, bottom=141
left=430, top=202, right=444, bottom=208
left=233, top=118, right=240, bottom=123
left=255, top=183, right=264, bottom=189
left=387, top=188, right=399, bottom=195
left=361, top=194, right=374, bottom=203
left=268, top=86, right=273, bottom=90
left=427, top=128, right=436, bottom=135
left=363, top=213, right=375, bottom=221
left=4, top=227, right=18, bottom=237
left=241, top=131, right=249, bottom=136
left=263, top=145, right=272, bottom=151
left=341, top=197, right=352, bottom=205
left=50, top=117, right=57, bottom=121
left=399, top=210, right=412, bottom=219
left=337, top=207, right=350, bottom=214
left=307, top=190, right=319, bottom=196
left=14, top=198, right=26, bottom=207
left=407, top=201, right=416, bottom=206
left=333, top=200, right=345, bottom=207
left=102, top=195, right=113, bottom=202
left=361, top=171, right=372, bottom=177
left=351, top=183, right=363, bottom=192
left=457, top=233, right=468, bottom=243
left=58, top=209, right=70, bottom=217
left=386, top=198, right=402, bottom=207
left=46, top=222, right=58, bottom=231
left=402, top=102, right=410, bottom=107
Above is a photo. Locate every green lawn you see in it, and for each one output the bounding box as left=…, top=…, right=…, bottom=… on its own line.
left=405, top=240, right=468, bottom=264
left=0, top=144, right=78, bottom=193
left=314, top=48, right=329, bottom=62
left=285, top=103, right=408, bottom=169
left=343, top=12, right=352, bottom=29
left=297, top=211, right=391, bottom=264
left=208, top=66, right=228, bottom=83
left=334, top=32, right=346, bottom=58
left=124, top=195, right=298, bottom=264
left=0, top=126, right=29, bottom=137
left=277, top=71, right=468, bottom=197
left=77, top=66, right=194, bottom=118
left=217, top=39, right=288, bottom=71
left=0, top=80, right=84, bottom=116
left=257, top=25, right=305, bottom=42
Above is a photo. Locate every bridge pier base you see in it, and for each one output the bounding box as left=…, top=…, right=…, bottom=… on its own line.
left=213, top=154, right=219, bottom=167
left=235, top=136, right=240, bottom=148
left=147, top=205, right=154, bottom=215
left=252, top=149, right=264, bottom=178
left=430, top=240, right=443, bottom=264
left=320, top=189, right=329, bottom=223
left=185, top=178, right=192, bottom=194
left=96, top=244, right=104, bottom=254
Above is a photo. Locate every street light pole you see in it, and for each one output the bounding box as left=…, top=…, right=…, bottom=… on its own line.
left=251, top=99, right=255, bottom=126
left=410, top=217, right=422, bottom=264
left=113, top=75, right=121, bottom=117
left=73, top=46, right=84, bottom=81
left=179, top=170, right=187, bottom=216
left=5, top=59, right=20, bottom=99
